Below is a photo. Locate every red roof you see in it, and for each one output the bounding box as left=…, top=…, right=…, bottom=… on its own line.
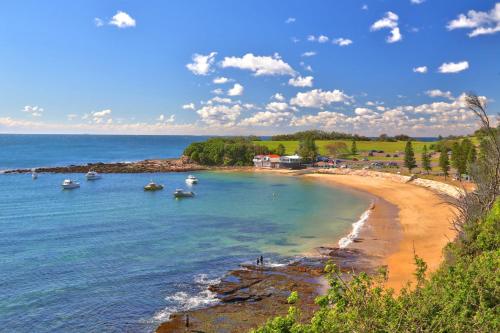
left=267, top=154, right=280, bottom=158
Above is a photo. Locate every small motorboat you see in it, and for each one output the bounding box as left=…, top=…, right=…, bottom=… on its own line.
left=32, top=171, right=38, bottom=180
left=185, top=175, right=198, bottom=184
left=173, top=189, right=195, bottom=198
left=61, top=179, right=80, bottom=189
left=86, top=170, right=102, bottom=180
left=144, top=181, right=164, bottom=191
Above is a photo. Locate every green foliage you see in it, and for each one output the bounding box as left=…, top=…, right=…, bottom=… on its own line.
left=183, top=137, right=270, bottom=166
left=421, top=145, right=432, bottom=174
left=271, top=130, right=371, bottom=141
left=439, top=146, right=450, bottom=178
left=253, top=200, right=500, bottom=333
left=351, top=141, right=357, bottom=155
left=325, top=142, right=349, bottom=158
left=404, top=141, right=417, bottom=172
left=296, top=136, right=318, bottom=163
left=275, top=143, right=286, bottom=156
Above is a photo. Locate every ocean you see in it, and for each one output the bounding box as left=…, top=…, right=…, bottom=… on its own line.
left=0, top=135, right=371, bottom=332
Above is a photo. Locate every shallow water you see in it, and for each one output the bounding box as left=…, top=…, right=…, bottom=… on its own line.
left=0, top=171, right=370, bottom=332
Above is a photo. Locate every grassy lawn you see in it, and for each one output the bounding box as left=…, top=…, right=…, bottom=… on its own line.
left=257, top=140, right=434, bottom=156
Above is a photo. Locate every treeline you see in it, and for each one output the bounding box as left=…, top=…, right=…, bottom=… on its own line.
left=271, top=130, right=371, bottom=141
left=253, top=94, right=499, bottom=333
left=183, top=137, right=274, bottom=166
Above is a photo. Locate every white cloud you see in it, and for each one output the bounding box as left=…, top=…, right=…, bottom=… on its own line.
left=300, top=62, right=313, bottom=72
left=227, top=83, right=244, bottom=96
left=240, top=111, right=292, bottom=127
left=425, top=89, right=454, bottom=100
left=354, top=107, right=376, bottom=116
left=208, top=97, right=233, bottom=104
left=438, top=61, right=469, bottom=74
left=332, top=38, right=353, bottom=46
left=85, top=109, right=112, bottom=124
left=301, top=51, right=317, bottom=57
left=94, top=18, right=104, bottom=27
left=22, top=105, right=44, bottom=117
left=109, top=11, right=136, bottom=28
left=447, top=3, right=500, bottom=37
left=362, top=4, right=368, bottom=10
left=308, top=35, right=329, bottom=43
left=186, top=52, right=217, bottom=76
left=290, top=89, right=353, bottom=108
left=157, top=114, right=175, bottom=123
left=220, top=53, right=296, bottom=76
left=371, top=11, right=403, bottom=43
left=182, top=103, right=195, bottom=110
left=67, top=114, right=78, bottom=120
left=211, top=88, right=224, bottom=95
left=288, top=75, right=314, bottom=87
left=265, top=102, right=297, bottom=113
left=272, top=93, right=285, bottom=101
left=213, top=76, right=231, bottom=84
left=196, top=104, right=243, bottom=126
left=413, top=66, right=428, bottom=73
left=285, top=17, right=296, bottom=24
left=411, top=0, right=425, bottom=4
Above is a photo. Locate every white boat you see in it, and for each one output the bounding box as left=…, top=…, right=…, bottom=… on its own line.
left=61, top=179, right=80, bottom=189
left=173, top=189, right=194, bottom=198
left=32, top=172, right=38, bottom=180
left=144, top=181, right=164, bottom=191
left=185, top=175, right=198, bottom=184
left=86, top=170, right=101, bottom=180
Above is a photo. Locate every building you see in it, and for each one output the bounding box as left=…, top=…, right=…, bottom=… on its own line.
left=252, top=154, right=281, bottom=168
left=279, top=154, right=303, bottom=169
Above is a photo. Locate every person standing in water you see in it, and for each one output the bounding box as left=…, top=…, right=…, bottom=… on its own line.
left=260, top=255, right=264, bottom=265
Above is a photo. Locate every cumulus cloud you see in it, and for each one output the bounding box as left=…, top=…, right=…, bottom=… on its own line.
left=411, top=0, right=425, bottom=4
left=371, top=11, right=402, bottom=43
left=109, top=11, right=136, bottom=28
left=272, top=93, right=285, bottom=101
left=285, top=17, right=296, bottom=24
left=207, top=96, right=233, bottom=104
left=186, top=52, right=217, bottom=75
left=182, top=103, right=195, bottom=110
left=290, top=89, right=353, bottom=108
left=438, top=61, right=469, bottom=73
left=301, top=51, right=317, bottom=57
left=447, top=3, right=500, bottom=37
left=288, top=75, right=314, bottom=87
left=196, top=104, right=243, bottom=127
left=22, top=105, right=44, bottom=117
left=227, top=83, right=244, bottom=96
left=213, top=76, right=231, bottom=84
left=221, top=53, right=296, bottom=76
left=413, top=66, right=428, bottom=73
left=307, top=35, right=329, bottom=43
left=265, top=102, right=297, bottom=113
left=332, top=38, right=353, bottom=46
left=240, top=111, right=292, bottom=127
left=211, top=88, right=224, bottom=95
left=84, top=109, right=112, bottom=124
left=94, top=18, right=104, bottom=27
left=425, top=89, right=454, bottom=100
left=157, top=114, right=175, bottom=123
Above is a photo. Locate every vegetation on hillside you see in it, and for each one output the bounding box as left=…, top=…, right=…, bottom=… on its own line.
left=271, top=130, right=371, bottom=141
left=252, top=94, right=500, bottom=333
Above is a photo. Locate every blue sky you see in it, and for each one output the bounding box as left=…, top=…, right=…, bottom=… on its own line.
left=0, top=0, right=499, bottom=135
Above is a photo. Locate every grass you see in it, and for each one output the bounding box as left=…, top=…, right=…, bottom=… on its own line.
left=257, top=140, right=433, bottom=156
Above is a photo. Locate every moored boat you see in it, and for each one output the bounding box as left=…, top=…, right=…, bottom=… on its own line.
left=173, top=189, right=194, bottom=198
left=144, top=181, right=164, bottom=191
left=32, top=171, right=38, bottom=180
left=185, top=175, right=198, bottom=184
left=86, top=170, right=102, bottom=180
left=61, top=179, right=80, bottom=189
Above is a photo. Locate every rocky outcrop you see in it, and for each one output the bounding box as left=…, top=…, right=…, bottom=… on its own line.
left=3, top=157, right=207, bottom=174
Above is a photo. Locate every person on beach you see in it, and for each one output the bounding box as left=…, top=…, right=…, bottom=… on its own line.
left=260, top=255, right=264, bottom=265
left=256, top=258, right=260, bottom=265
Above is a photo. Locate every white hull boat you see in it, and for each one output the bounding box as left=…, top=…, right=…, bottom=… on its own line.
left=173, top=189, right=194, bottom=198
left=61, top=179, right=80, bottom=189
left=185, top=175, right=198, bottom=184
left=86, top=171, right=102, bottom=180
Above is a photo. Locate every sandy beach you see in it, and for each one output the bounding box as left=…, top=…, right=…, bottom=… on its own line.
left=305, top=172, right=457, bottom=290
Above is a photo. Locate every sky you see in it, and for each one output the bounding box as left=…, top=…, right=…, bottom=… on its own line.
left=0, top=0, right=499, bottom=136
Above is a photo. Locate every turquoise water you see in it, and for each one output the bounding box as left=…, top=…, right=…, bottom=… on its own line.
left=0, top=171, right=370, bottom=332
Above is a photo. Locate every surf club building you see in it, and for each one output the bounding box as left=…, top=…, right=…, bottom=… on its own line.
left=253, top=154, right=303, bottom=169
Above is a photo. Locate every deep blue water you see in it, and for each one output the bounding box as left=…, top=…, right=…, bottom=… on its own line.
left=0, top=170, right=370, bottom=332
left=0, top=135, right=210, bottom=170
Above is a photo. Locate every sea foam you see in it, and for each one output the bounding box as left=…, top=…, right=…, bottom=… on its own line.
left=338, top=203, right=373, bottom=248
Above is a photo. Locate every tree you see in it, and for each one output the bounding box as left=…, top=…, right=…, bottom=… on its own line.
left=467, top=146, right=477, bottom=176
left=351, top=141, right=357, bottom=155
left=421, top=145, right=432, bottom=174
left=404, top=141, right=417, bottom=172
left=326, top=142, right=348, bottom=158
left=275, top=143, right=286, bottom=156
left=439, top=146, right=450, bottom=179
left=297, top=136, right=318, bottom=163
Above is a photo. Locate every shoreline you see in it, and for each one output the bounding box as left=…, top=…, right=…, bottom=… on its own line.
left=156, top=168, right=457, bottom=331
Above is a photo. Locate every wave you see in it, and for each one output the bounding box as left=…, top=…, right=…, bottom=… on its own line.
left=338, top=202, right=374, bottom=248
left=152, top=274, right=220, bottom=322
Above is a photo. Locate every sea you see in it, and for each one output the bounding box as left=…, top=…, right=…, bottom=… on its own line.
left=0, top=134, right=371, bottom=332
